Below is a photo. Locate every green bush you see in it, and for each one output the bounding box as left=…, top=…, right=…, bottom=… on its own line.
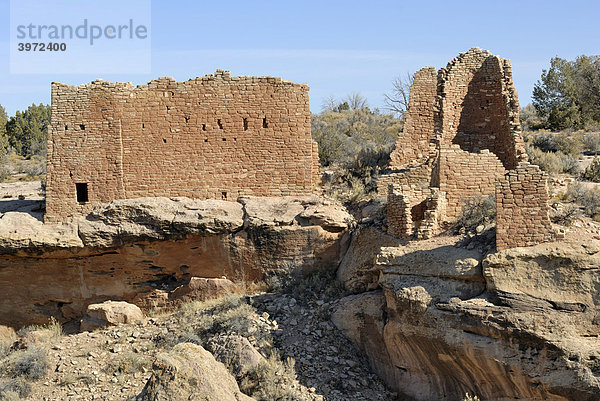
left=533, top=55, right=600, bottom=131
left=527, top=131, right=583, bottom=156
left=520, top=104, right=546, bottom=131
left=4, top=104, right=50, bottom=157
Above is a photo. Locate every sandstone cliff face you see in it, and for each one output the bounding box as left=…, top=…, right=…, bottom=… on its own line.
left=0, top=196, right=351, bottom=328
left=332, top=236, right=600, bottom=401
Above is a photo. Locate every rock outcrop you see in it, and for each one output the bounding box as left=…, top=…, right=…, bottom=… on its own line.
left=169, top=277, right=237, bottom=304
left=0, top=195, right=352, bottom=328
left=333, top=236, right=600, bottom=401
left=136, top=342, right=255, bottom=401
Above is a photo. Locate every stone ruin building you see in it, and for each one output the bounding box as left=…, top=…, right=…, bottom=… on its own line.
left=45, top=70, right=319, bottom=222
left=379, top=48, right=555, bottom=250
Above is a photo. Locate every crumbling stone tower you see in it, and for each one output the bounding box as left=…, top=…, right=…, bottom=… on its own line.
left=381, top=48, right=554, bottom=249
left=46, top=70, right=319, bottom=222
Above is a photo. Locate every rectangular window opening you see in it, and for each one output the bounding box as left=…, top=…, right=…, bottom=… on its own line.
left=76, top=183, right=89, bottom=203
left=221, top=191, right=227, bottom=200
left=243, top=118, right=248, bottom=131
left=262, top=117, right=268, bottom=128
left=217, top=119, right=223, bottom=129
left=79, top=124, right=85, bottom=130
left=202, top=124, right=207, bottom=131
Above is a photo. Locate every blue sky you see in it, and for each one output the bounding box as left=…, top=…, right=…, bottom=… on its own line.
left=1, top=0, right=599, bottom=116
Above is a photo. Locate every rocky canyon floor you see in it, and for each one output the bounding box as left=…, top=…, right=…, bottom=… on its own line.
left=0, top=274, right=401, bottom=401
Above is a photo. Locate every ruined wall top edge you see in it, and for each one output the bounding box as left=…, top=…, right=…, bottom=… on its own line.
left=51, top=70, right=309, bottom=92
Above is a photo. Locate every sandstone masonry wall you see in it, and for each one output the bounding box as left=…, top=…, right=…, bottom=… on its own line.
left=388, top=67, right=437, bottom=169
left=496, top=163, right=554, bottom=250
left=435, top=49, right=525, bottom=170
left=380, top=48, right=552, bottom=249
left=377, top=160, right=434, bottom=198
left=46, top=71, right=318, bottom=221
left=439, top=147, right=507, bottom=220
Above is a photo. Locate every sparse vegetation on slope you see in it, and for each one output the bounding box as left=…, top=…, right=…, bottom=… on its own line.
left=312, top=95, right=402, bottom=203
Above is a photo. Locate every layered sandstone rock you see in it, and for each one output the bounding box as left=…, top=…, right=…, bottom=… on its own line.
left=333, top=236, right=600, bottom=401
left=0, top=195, right=351, bottom=328
left=169, top=277, right=237, bottom=304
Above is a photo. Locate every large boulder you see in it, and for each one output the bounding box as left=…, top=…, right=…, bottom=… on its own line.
left=0, top=212, right=83, bottom=252
left=80, top=301, right=143, bottom=331
left=170, top=277, right=237, bottom=303
left=484, top=239, right=600, bottom=310
left=136, top=342, right=255, bottom=401
left=208, top=334, right=265, bottom=379
left=337, top=226, right=399, bottom=293
left=377, top=237, right=484, bottom=302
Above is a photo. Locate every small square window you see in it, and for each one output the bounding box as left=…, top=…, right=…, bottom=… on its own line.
left=76, top=183, right=89, bottom=203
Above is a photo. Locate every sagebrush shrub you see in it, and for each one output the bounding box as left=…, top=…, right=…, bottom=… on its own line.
left=454, top=195, right=496, bottom=234
left=582, top=157, right=600, bottom=182
left=10, top=347, right=47, bottom=380
left=0, top=378, right=31, bottom=400
left=563, top=182, right=600, bottom=219
left=526, top=145, right=580, bottom=175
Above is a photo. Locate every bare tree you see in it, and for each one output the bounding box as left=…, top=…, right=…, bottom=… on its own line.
left=343, top=92, right=368, bottom=110
left=321, top=95, right=338, bottom=112
left=384, top=72, right=414, bottom=118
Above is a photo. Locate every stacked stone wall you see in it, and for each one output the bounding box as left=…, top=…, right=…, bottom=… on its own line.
left=46, top=70, right=318, bottom=221
left=496, top=163, right=554, bottom=250
left=439, top=147, right=507, bottom=221
left=381, top=48, right=552, bottom=249
left=377, top=159, right=434, bottom=197
left=436, top=49, right=523, bottom=170
left=388, top=67, right=437, bottom=169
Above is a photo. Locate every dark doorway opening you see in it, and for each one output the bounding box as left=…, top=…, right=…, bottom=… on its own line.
left=76, top=183, right=89, bottom=203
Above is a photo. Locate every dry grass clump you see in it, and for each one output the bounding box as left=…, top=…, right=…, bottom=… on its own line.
left=16, top=317, right=62, bottom=341
left=526, top=145, right=580, bottom=175
left=239, top=352, right=302, bottom=401
left=104, top=352, right=151, bottom=376
left=0, top=328, right=16, bottom=359
left=154, top=294, right=271, bottom=351
left=453, top=195, right=496, bottom=234
left=550, top=203, right=583, bottom=226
